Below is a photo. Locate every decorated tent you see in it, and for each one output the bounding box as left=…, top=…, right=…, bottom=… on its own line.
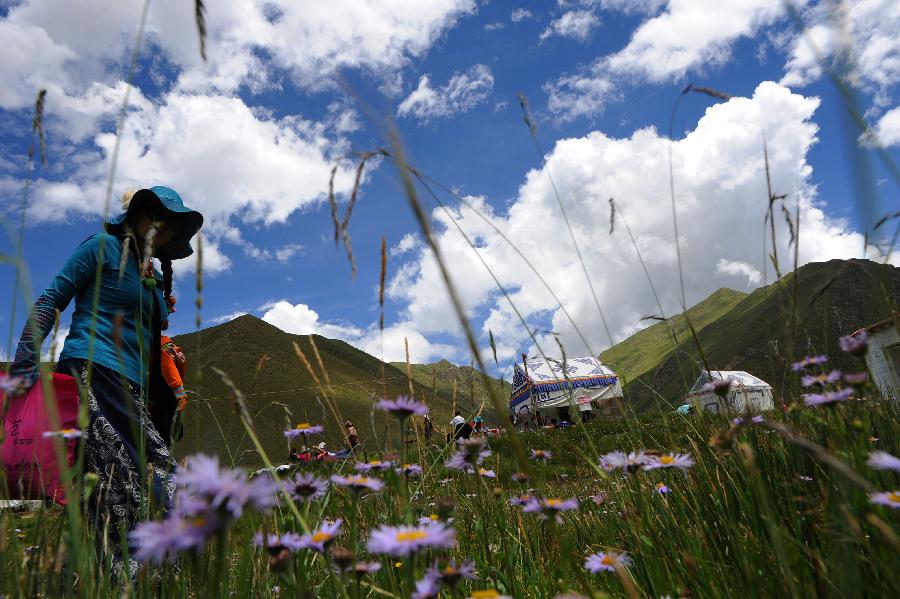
left=510, top=356, right=623, bottom=419
left=684, top=370, right=774, bottom=414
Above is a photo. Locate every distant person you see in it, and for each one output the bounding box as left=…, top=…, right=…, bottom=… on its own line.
left=345, top=420, right=358, bottom=450
left=450, top=411, right=465, bottom=438
left=474, top=414, right=484, bottom=434
left=550, top=418, right=558, bottom=428
left=535, top=412, right=544, bottom=428
left=423, top=414, right=434, bottom=440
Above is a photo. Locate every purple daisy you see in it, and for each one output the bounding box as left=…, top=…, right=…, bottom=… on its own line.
left=643, top=453, right=694, bottom=470
left=397, top=463, right=423, bottom=477
left=176, top=454, right=278, bottom=519
left=129, top=515, right=207, bottom=563
left=412, top=575, right=441, bottom=599
left=844, top=371, right=869, bottom=385
left=284, top=422, right=324, bottom=439
left=509, top=494, right=534, bottom=507
left=600, top=451, right=649, bottom=473
left=298, top=519, right=342, bottom=553
left=839, top=331, right=868, bottom=356
left=367, top=522, right=456, bottom=556
left=732, top=415, right=764, bottom=425
left=803, top=388, right=853, bottom=407
left=356, top=459, right=396, bottom=472
left=350, top=561, right=382, bottom=576
left=522, top=497, right=579, bottom=521
left=253, top=532, right=306, bottom=553
left=584, top=551, right=632, bottom=573
left=792, top=355, right=828, bottom=371
left=867, top=451, right=900, bottom=472
left=530, top=449, right=553, bottom=461
left=869, top=491, right=900, bottom=509
left=330, top=474, right=385, bottom=493
left=701, top=378, right=732, bottom=397
left=511, top=471, right=529, bottom=483
left=800, top=370, right=843, bottom=387
left=376, top=396, right=429, bottom=418
left=478, top=468, right=497, bottom=479
left=41, top=428, right=83, bottom=440
left=426, top=559, right=478, bottom=587
left=655, top=482, right=671, bottom=495
left=287, top=472, right=329, bottom=502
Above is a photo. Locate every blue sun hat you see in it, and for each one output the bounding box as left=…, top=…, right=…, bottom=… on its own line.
left=105, top=186, right=203, bottom=260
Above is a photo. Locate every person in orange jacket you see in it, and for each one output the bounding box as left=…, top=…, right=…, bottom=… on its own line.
left=160, top=294, right=187, bottom=413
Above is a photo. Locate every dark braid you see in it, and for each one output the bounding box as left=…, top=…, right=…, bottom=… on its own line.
left=161, top=258, right=173, bottom=301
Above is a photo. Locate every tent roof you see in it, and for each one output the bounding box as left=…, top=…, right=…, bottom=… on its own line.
left=689, top=370, right=770, bottom=392
left=515, top=356, right=616, bottom=385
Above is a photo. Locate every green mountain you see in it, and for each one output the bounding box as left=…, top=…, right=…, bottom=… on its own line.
left=608, top=259, right=899, bottom=412
left=171, top=315, right=459, bottom=466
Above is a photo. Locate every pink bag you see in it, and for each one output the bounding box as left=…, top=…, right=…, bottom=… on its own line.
left=1, top=373, right=80, bottom=503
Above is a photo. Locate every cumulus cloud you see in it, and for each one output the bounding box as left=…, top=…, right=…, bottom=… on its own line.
left=545, top=0, right=791, bottom=120
left=780, top=0, right=900, bottom=100
left=862, top=106, right=900, bottom=147
left=716, top=259, right=762, bottom=286
left=387, top=83, right=895, bottom=362
left=398, top=64, right=494, bottom=120
left=540, top=10, right=600, bottom=42
left=391, top=233, right=421, bottom=257
left=259, top=300, right=456, bottom=363
left=40, top=325, right=69, bottom=362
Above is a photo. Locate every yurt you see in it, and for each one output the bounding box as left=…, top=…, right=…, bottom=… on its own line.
left=510, top=356, right=623, bottom=422
left=684, top=369, right=774, bottom=414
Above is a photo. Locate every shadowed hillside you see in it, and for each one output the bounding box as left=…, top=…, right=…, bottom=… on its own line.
left=615, top=259, right=899, bottom=412
left=172, top=315, right=461, bottom=466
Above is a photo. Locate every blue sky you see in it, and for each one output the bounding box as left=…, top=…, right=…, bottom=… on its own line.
left=1, top=0, right=898, bottom=377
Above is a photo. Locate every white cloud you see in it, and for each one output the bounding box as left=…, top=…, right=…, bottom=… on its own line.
left=605, top=0, right=786, bottom=82
left=171, top=237, right=232, bottom=279
left=862, top=106, right=900, bottom=147
left=261, top=300, right=362, bottom=340
left=40, top=325, right=68, bottom=362
left=716, top=258, right=762, bottom=286
left=540, top=10, right=600, bottom=42
left=398, top=65, right=494, bottom=120
left=391, top=233, right=420, bottom=257
left=387, top=82, right=896, bottom=361
left=259, top=300, right=454, bottom=362
left=780, top=0, right=900, bottom=100
left=511, top=8, right=534, bottom=22
left=210, top=310, right=249, bottom=325
left=545, top=69, right=617, bottom=121
left=545, top=0, right=791, bottom=120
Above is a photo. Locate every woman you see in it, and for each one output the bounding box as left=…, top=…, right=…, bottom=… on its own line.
left=10, top=186, right=202, bottom=578
left=345, top=420, right=358, bottom=450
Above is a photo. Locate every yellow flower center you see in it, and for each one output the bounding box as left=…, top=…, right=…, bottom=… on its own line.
left=656, top=482, right=666, bottom=490
left=395, top=530, right=428, bottom=543
left=427, top=514, right=439, bottom=521
left=60, top=428, right=78, bottom=434
left=471, top=591, right=500, bottom=598
left=660, top=455, right=675, bottom=465
left=443, top=565, right=456, bottom=574
left=545, top=499, right=562, bottom=507
left=311, top=531, right=333, bottom=543
left=394, top=561, right=403, bottom=568
left=601, top=555, right=615, bottom=566
left=888, top=493, right=900, bottom=504
left=369, top=460, right=382, bottom=466
left=348, top=476, right=370, bottom=485
left=296, top=422, right=311, bottom=430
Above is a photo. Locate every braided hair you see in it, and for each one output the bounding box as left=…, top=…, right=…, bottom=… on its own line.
left=160, top=258, right=174, bottom=305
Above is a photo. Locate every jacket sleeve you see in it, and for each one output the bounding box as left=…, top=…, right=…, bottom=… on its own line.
left=10, top=235, right=102, bottom=386
left=159, top=348, right=187, bottom=411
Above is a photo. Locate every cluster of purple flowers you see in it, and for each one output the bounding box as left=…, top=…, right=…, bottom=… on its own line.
left=599, top=450, right=694, bottom=474
left=130, top=454, right=279, bottom=563
left=803, top=388, right=853, bottom=407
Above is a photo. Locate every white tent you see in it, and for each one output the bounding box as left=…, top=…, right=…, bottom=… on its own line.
left=685, top=370, right=774, bottom=414
left=510, top=356, right=623, bottom=418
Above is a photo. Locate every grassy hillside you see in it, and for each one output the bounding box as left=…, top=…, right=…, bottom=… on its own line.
left=388, top=359, right=511, bottom=420
left=172, top=315, right=459, bottom=466
left=620, top=259, right=899, bottom=412
left=600, top=287, right=747, bottom=389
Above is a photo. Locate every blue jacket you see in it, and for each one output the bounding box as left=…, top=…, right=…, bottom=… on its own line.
left=12, top=233, right=168, bottom=387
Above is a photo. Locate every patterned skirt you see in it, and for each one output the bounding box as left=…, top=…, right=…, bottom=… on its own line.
left=57, top=359, right=176, bottom=579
